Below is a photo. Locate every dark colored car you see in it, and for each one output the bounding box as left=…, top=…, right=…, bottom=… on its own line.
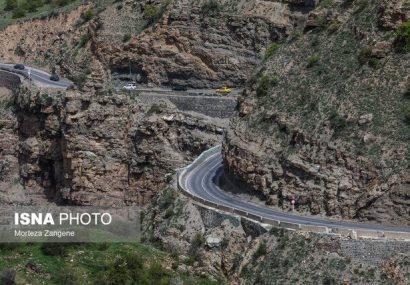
left=13, top=64, right=25, bottom=70
left=172, top=85, right=188, bottom=91
left=50, top=74, right=60, bottom=82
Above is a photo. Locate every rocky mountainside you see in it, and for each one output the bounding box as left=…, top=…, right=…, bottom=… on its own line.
left=100, top=0, right=301, bottom=88
left=0, top=84, right=225, bottom=206
left=0, top=0, right=313, bottom=89
left=143, top=186, right=410, bottom=284
left=223, top=0, right=410, bottom=225
left=0, top=0, right=319, bottom=206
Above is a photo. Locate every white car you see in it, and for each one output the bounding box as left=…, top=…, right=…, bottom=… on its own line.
left=123, top=83, right=137, bottom=90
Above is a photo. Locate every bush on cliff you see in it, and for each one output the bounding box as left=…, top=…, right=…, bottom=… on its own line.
left=201, top=0, right=221, bottom=15
left=256, top=75, right=278, bottom=97
left=404, top=103, right=410, bottom=124
left=395, top=20, right=410, bottom=53
left=143, top=4, right=160, bottom=24
left=264, top=43, right=280, bottom=60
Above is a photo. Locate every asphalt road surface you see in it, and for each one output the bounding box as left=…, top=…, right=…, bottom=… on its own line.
left=183, top=151, right=410, bottom=233
left=0, top=63, right=72, bottom=89
left=115, top=83, right=243, bottom=96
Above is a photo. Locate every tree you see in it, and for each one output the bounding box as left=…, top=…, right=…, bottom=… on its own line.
left=12, top=7, right=26, bottom=19
left=4, top=0, right=18, bottom=11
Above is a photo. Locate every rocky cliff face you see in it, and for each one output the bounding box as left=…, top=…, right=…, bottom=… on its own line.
left=223, top=0, right=410, bottom=225
left=102, top=0, right=299, bottom=88
left=1, top=85, right=224, bottom=206
left=0, top=0, right=312, bottom=89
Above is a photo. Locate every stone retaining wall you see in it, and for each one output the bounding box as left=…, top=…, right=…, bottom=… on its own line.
left=138, top=93, right=236, bottom=118
left=341, top=240, right=410, bottom=265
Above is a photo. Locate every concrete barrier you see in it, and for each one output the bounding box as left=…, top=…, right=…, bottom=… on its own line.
left=383, top=231, right=410, bottom=240
left=247, top=213, right=263, bottom=222
left=261, top=218, right=280, bottom=227
left=330, top=228, right=356, bottom=238
left=355, top=229, right=385, bottom=239
left=300, top=224, right=328, bottom=233
left=217, top=204, right=234, bottom=213
left=233, top=209, right=249, bottom=217
left=280, top=222, right=301, bottom=231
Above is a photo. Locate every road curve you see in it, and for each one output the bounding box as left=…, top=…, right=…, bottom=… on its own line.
left=0, top=63, right=72, bottom=89
left=182, top=150, right=410, bottom=233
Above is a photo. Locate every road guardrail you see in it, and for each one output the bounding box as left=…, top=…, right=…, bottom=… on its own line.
left=176, top=146, right=410, bottom=240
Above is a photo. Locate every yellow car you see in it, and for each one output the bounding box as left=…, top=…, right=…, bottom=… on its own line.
left=216, top=86, right=232, bottom=95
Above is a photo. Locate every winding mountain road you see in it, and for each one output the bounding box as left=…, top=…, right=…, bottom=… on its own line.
left=181, top=150, right=410, bottom=234
left=0, top=63, right=72, bottom=89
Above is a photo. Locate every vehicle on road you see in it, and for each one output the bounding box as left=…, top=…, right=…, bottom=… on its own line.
left=216, top=86, right=232, bottom=95
left=50, top=74, right=60, bottom=81
left=13, top=64, right=25, bottom=70
left=123, top=83, right=137, bottom=90
left=172, top=85, right=188, bottom=91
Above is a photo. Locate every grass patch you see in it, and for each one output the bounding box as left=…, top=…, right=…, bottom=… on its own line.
left=0, top=0, right=82, bottom=29
left=0, top=242, right=218, bottom=285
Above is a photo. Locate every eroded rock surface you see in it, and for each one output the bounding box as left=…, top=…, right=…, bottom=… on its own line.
left=5, top=86, right=225, bottom=206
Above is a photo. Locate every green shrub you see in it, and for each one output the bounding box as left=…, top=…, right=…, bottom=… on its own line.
left=164, top=208, right=174, bottom=219
left=404, top=82, right=410, bottom=99
left=4, top=0, right=18, bottom=11
left=51, top=270, right=78, bottom=285
left=143, top=4, right=160, bottom=24
left=253, top=241, right=267, bottom=260
left=78, top=32, right=91, bottom=48
left=221, top=237, right=229, bottom=249
left=201, top=0, right=221, bottom=15
left=40, top=243, right=67, bottom=256
left=269, top=227, right=285, bottom=237
left=123, top=33, right=131, bottom=43
left=71, top=68, right=91, bottom=89
left=322, top=275, right=337, bottom=285
left=264, top=42, right=280, bottom=60
left=404, top=103, right=410, bottom=124
left=342, top=0, right=354, bottom=7
left=95, top=253, right=147, bottom=285
left=187, top=233, right=205, bottom=264
left=191, top=233, right=205, bottom=248
left=158, top=188, right=175, bottom=210
left=82, top=8, right=95, bottom=22
left=395, top=20, right=410, bottom=53
left=328, top=21, right=340, bottom=34
left=358, top=46, right=379, bottom=67
left=148, top=262, right=170, bottom=284
left=59, top=0, right=75, bottom=7
left=12, top=7, right=25, bottom=18
left=307, top=55, right=320, bottom=68
left=329, top=109, right=348, bottom=132
left=14, top=45, right=25, bottom=57
left=256, top=75, right=278, bottom=97
left=147, top=103, right=164, bottom=115
left=22, top=0, right=43, bottom=13
left=0, top=268, right=15, bottom=285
